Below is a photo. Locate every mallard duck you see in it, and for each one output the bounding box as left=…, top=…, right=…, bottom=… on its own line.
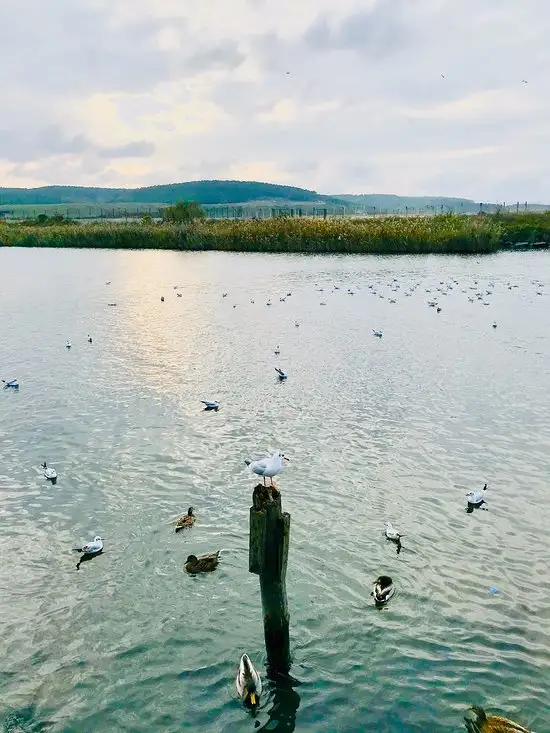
left=372, top=575, right=395, bottom=605
left=464, top=706, right=532, bottom=732
left=236, top=653, right=262, bottom=707
left=184, top=551, right=220, bottom=574
left=174, top=507, right=196, bottom=532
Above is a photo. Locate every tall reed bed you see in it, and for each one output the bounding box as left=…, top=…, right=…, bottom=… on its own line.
left=0, top=215, right=502, bottom=254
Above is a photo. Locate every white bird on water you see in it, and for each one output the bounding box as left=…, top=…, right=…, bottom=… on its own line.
left=245, top=452, right=290, bottom=487
left=466, top=483, right=488, bottom=506
left=384, top=522, right=403, bottom=541
left=275, top=367, right=288, bottom=380
left=75, top=536, right=104, bottom=555
left=42, top=462, right=57, bottom=480
left=201, top=400, right=219, bottom=411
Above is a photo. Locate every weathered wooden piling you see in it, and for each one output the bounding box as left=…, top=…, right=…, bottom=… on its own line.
left=249, top=484, right=291, bottom=673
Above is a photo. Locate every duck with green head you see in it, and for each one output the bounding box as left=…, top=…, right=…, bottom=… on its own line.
left=464, top=706, right=533, bottom=733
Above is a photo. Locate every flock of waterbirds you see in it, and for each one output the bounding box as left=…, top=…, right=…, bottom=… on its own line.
left=3, top=271, right=544, bottom=728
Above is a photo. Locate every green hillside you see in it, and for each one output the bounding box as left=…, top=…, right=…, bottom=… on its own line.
left=0, top=180, right=347, bottom=207
left=336, top=193, right=487, bottom=213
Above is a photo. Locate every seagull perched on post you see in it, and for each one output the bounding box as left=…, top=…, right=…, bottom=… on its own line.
left=245, top=452, right=290, bottom=487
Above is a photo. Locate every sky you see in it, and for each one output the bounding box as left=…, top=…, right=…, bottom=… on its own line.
left=1, top=0, right=549, bottom=201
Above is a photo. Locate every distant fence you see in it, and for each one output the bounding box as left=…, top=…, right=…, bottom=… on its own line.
left=0, top=201, right=543, bottom=221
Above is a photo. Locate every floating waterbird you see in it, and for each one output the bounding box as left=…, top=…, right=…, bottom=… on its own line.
left=74, top=536, right=104, bottom=570
left=236, top=654, right=262, bottom=707
left=372, top=576, right=395, bottom=605
left=177, top=292, right=182, bottom=297
left=201, top=400, right=219, bottom=411
left=174, top=507, right=196, bottom=532
left=42, top=462, right=57, bottom=481
left=464, top=705, right=532, bottom=733
left=66, top=340, right=72, bottom=349
left=436, top=307, right=442, bottom=313
left=2, top=379, right=19, bottom=389
left=184, top=551, right=220, bottom=574
left=245, top=452, right=289, bottom=487
left=384, top=522, right=404, bottom=541
left=106, top=281, right=111, bottom=285
left=274, top=346, right=280, bottom=355
left=266, top=300, right=272, bottom=306
left=160, top=296, right=164, bottom=302
left=222, top=293, right=228, bottom=297
left=466, top=483, right=488, bottom=512
left=87, top=335, right=93, bottom=343
left=275, top=367, right=288, bottom=380
left=493, top=322, right=497, bottom=329
left=373, top=330, right=383, bottom=338
left=108, top=303, right=117, bottom=306
left=74, top=536, right=104, bottom=555
left=295, top=321, right=299, bottom=327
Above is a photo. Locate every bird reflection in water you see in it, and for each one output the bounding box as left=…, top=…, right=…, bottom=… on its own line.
left=256, top=669, right=301, bottom=732
left=75, top=550, right=103, bottom=570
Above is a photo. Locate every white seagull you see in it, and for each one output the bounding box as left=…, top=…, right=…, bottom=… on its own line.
left=42, top=462, right=57, bottom=480
left=466, top=483, right=488, bottom=506
left=245, top=452, right=290, bottom=487
left=2, top=379, right=19, bottom=389
left=75, top=536, right=104, bottom=555
left=384, top=522, right=403, bottom=541
left=201, top=400, right=219, bottom=411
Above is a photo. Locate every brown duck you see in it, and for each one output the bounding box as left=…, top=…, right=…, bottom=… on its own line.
left=185, top=551, right=220, bottom=574
left=465, top=706, right=533, bottom=733
left=174, top=507, right=196, bottom=533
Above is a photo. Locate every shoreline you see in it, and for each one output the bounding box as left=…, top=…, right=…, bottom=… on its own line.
left=1, top=213, right=549, bottom=255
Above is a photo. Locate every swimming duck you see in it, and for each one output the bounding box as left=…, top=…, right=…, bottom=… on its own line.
left=275, top=367, right=288, bottom=380
left=66, top=340, right=72, bottom=349
left=295, top=321, right=299, bottom=327
left=2, top=379, right=19, bottom=389
left=236, top=654, right=262, bottom=707
left=185, top=551, right=220, bottom=574
left=177, top=292, right=182, bottom=297
left=371, top=575, right=395, bottom=605
left=175, top=507, right=196, bottom=532
left=201, top=400, right=219, bottom=411
left=492, top=322, right=497, bottom=329
left=160, top=296, right=164, bottom=302
left=274, top=346, right=280, bottom=355
left=87, top=335, right=93, bottom=343
left=466, top=483, right=488, bottom=507
left=373, top=330, right=383, bottom=338
left=464, top=706, right=532, bottom=733
left=42, top=462, right=57, bottom=481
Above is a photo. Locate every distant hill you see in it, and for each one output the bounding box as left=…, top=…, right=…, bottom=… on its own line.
left=0, top=180, right=543, bottom=214
left=336, top=193, right=487, bottom=213
left=0, top=180, right=348, bottom=207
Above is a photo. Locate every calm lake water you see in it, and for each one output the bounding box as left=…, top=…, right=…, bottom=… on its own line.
left=1, top=248, right=549, bottom=733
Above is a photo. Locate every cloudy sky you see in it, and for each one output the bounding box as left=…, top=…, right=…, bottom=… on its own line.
left=1, top=0, right=549, bottom=200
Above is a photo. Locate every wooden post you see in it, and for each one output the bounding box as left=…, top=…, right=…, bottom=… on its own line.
left=249, top=484, right=291, bottom=674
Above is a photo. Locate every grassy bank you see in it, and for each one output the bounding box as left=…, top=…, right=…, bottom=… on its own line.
left=0, top=214, right=506, bottom=254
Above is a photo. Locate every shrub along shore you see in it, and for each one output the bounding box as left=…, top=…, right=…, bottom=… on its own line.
left=1, top=213, right=550, bottom=255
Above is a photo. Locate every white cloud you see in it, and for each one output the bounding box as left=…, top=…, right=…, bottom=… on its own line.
left=1, top=0, right=550, bottom=200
